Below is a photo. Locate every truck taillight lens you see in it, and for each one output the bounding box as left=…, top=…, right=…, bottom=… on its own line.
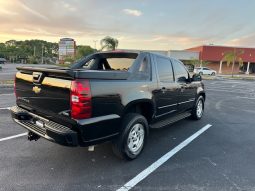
left=70, top=80, right=92, bottom=120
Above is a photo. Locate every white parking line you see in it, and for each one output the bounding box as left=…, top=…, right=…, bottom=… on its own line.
left=207, top=88, right=252, bottom=94
left=0, top=93, right=14, bottom=96
left=0, top=133, right=27, bottom=142
left=238, top=96, right=255, bottom=100
left=0, top=107, right=11, bottom=110
left=117, top=124, right=212, bottom=191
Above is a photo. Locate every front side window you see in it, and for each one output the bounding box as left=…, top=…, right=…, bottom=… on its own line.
left=156, top=56, right=174, bottom=82
left=172, top=60, right=189, bottom=82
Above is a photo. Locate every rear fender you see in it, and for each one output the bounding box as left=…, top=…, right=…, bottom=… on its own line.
left=123, top=99, right=156, bottom=122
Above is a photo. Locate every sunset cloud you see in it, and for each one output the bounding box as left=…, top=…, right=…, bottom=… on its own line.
left=19, top=1, right=49, bottom=21
left=0, top=0, right=254, bottom=50
left=123, top=9, right=142, bottom=17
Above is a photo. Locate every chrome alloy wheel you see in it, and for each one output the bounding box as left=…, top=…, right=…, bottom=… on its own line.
left=196, top=99, right=203, bottom=118
left=127, top=123, right=145, bottom=154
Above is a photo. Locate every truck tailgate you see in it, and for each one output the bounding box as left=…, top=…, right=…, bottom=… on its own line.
left=15, top=66, right=129, bottom=126
left=15, top=68, right=73, bottom=126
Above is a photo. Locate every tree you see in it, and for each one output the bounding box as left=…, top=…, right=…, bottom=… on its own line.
left=199, top=60, right=210, bottom=67
left=76, top=45, right=94, bottom=60
left=184, top=58, right=210, bottom=72
left=223, top=49, right=244, bottom=77
left=100, top=36, right=119, bottom=51
left=28, top=56, right=38, bottom=64
left=0, top=39, right=58, bottom=64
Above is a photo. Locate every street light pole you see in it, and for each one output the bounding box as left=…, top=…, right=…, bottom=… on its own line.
left=93, top=40, right=98, bottom=52
left=41, top=45, right=44, bottom=64
left=33, top=46, right=36, bottom=57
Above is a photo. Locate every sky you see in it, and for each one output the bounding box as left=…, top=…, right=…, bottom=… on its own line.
left=0, top=0, right=255, bottom=50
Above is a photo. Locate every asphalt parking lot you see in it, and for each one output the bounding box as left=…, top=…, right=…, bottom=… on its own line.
left=0, top=79, right=255, bottom=191
left=0, top=64, right=55, bottom=81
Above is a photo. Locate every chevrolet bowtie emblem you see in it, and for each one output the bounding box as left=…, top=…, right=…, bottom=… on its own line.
left=32, top=86, right=41, bottom=94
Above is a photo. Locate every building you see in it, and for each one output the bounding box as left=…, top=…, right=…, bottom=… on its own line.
left=187, top=45, right=255, bottom=74
left=120, top=45, right=255, bottom=74
left=58, top=38, right=76, bottom=63
left=119, top=49, right=200, bottom=72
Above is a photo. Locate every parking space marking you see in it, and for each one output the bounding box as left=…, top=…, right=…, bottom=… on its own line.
left=0, top=107, right=11, bottom=110
left=0, top=93, right=14, bottom=96
left=117, top=124, right=212, bottom=191
left=207, top=88, right=252, bottom=94
left=238, top=96, right=255, bottom=100
left=0, top=133, right=27, bottom=142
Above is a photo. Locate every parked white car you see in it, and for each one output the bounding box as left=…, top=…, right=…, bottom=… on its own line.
left=194, top=67, right=216, bottom=76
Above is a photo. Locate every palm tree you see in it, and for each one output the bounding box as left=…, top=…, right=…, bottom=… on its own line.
left=100, top=36, right=119, bottom=51
left=199, top=60, right=210, bottom=67
left=223, top=49, right=244, bottom=77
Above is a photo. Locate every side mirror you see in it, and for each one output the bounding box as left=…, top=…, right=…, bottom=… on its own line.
left=177, top=76, right=188, bottom=83
left=192, top=74, right=202, bottom=82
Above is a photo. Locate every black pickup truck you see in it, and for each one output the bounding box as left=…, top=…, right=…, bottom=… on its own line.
left=11, top=51, right=205, bottom=160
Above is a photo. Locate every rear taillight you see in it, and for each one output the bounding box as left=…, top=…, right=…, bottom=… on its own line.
left=70, top=79, right=92, bottom=120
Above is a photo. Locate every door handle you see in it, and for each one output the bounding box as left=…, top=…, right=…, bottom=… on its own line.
left=161, top=87, right=166, bottom=93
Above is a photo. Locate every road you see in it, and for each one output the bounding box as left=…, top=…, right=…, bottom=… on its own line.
left=0, top=64, right=55, bottom=81
left=0, top=79, right=255, bottom=191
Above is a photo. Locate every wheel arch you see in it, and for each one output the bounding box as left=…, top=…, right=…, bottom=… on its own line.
left=197, top=86, right=206, bottom=101
left=122, top=99, right=155, bottom=123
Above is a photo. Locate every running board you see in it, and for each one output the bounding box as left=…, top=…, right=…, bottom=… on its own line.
left=150, top=112, right=191, bottom=129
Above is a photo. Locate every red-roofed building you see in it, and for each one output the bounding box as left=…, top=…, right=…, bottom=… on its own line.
left=187, top=45, right=255, bottom=74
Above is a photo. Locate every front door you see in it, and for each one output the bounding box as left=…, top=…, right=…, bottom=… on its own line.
left=171, top=59, right=197, bottom=112
left=153, top=55, right=178, bottom=120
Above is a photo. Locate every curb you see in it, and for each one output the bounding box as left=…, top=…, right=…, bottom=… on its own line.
left=203, top=76, right=255, bottom=81
left=0, top=84, right=14, bottom=88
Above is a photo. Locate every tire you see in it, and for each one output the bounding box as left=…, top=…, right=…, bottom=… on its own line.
left=112, top=113, right=148, bottom=160
left=199, top=72, right=203, bottom=75
left=211, top=72, right=216, bottom=76
left=191, top=96, right=204, bottom=120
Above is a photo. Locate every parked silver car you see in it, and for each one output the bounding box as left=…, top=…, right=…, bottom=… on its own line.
left=194, top=67, right=216, bottom=76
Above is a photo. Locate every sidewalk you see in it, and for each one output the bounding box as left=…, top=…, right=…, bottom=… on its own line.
left=217, top=74, right=255, bottom=80
left=0, top=80, right=14, bottom=88
left=200, top=74, right=255, bottom=81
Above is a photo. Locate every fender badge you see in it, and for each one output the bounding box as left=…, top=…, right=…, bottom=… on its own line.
left=32, top=86, right=41, bottom=94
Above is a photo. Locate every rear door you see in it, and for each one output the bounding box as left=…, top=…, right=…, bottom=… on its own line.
left=153, top=55, right=179, bottom=120
left=171, top=59, right=196, bottom=112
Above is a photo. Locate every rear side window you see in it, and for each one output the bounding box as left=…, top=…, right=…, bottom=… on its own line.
left=172, top=60, right=189, bottom=82
left=106, top=58, right=134, bottom=71
left=156, top=56, right=174, bottom=82
left=83, top=59, right=95, bottom=69
left=75, top=52, right=138, bottom=71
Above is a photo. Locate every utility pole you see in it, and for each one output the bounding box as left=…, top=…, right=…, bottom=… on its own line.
left=41, top=45, right=44, bottom=64
left=93, top=40, right=98, bottom=52
left=33, top=46, right=36, bottom=57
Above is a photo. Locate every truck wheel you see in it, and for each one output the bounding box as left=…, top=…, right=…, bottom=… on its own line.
left=199, top=72, right=203, bottom=75
left=112, top=113, right=148, bottom=160
left=211, top=72, right=216, bottom=76
left=191, top=96, right=204, bottom=120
